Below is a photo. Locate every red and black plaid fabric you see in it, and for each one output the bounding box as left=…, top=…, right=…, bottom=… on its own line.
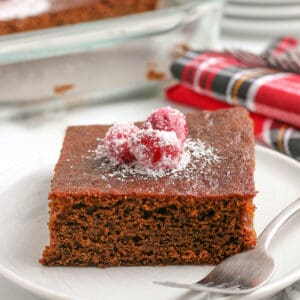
left=171, top=51, right=300, bottom=128
left=168, top=37, right=300, bottom=161
left=264, top=36, right=300, bottom=73
left=265, top=36, right=299, bottom=57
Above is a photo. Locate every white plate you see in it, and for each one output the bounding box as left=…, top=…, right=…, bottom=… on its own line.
left=0, top=146, right=299, bottom=300
left=222, top=0, right=300, bottom=36
left=224, top=4, right=300, bottom=19
left=222, top=18, right=300, bottom=37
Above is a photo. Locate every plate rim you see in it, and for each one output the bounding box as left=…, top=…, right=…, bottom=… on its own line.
left=0, top=145, right=299, bottom=300
left=222, top=17, right=300, bottom=36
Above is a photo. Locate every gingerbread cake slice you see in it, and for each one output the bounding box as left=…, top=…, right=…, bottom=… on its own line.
left=40, top=107, right=256, bottom=267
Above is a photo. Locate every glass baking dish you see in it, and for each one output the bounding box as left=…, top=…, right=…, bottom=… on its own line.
left=0, top=0, right=223, bottom=118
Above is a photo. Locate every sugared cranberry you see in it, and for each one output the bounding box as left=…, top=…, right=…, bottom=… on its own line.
left=104, top=123, right=139, bottom=163
left=129, top=129, right=183, bottom=170
left=143, top=107, right=188, bottom=144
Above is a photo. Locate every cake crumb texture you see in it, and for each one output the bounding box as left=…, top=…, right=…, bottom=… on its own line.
left=40, top=195, right=256, bottom=266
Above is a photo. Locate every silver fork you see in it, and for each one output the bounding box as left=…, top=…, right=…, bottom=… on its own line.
left=154, top=197, right=300, bottom=295
left=227, top=48, right=300, bottom=74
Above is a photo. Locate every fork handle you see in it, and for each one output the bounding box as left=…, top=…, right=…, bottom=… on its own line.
left=257, top=197, right=300, bottom=251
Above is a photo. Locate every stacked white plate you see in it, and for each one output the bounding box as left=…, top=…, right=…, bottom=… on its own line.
left=222, top=0, right=300, bottom=36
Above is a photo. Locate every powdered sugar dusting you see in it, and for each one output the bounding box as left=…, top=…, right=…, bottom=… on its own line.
left=93, top=137, right=221, bottom=181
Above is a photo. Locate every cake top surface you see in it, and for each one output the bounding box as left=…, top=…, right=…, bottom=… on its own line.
left=50, top=108, right=256, bottom=198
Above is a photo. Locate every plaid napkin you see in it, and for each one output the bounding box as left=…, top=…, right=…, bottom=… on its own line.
left=265, top=36, right=299, bottom=56
left=167, top=37, right=300, bottom=161
left=265, top=36, right=300, bottom=71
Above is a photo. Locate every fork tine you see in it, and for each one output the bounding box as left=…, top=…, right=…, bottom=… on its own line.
left=153, top=281, right=192, bottom=289
left=173, top=282, right=252, bottom=294
left=198, top=281, right=246, bottom=290
left=154, top=280, right=253, bottom=294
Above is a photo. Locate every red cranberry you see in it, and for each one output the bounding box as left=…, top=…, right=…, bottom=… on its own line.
left=130, top=129, right=183, bottom=170
left=104, top=123, right=139, bottom=163
left=143, top=107, right=188, bottom=144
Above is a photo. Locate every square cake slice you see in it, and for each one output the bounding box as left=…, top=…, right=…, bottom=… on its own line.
left=40, top=107, right=256, bottom=267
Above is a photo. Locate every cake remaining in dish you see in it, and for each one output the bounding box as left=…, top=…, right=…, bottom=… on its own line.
left=40, top=107, right=256, bottom=267
left=0, top=0, right=157, bottom=35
